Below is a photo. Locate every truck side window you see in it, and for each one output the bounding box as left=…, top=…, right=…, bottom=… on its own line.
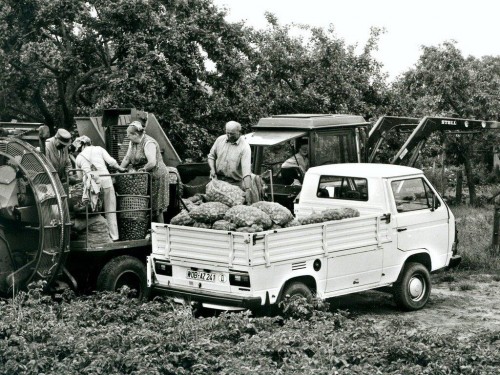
left=317, top=175, right=368, bottom=201
left=391, top=178, right=438, bottom=212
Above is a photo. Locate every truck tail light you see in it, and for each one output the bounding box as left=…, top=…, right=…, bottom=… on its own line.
left=154, top=260, right=172, bottom=276
left=229, top=272, right=251, bottom=287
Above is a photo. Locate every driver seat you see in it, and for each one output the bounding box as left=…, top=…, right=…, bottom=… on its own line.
left=280, top=167, right=302, bottom=185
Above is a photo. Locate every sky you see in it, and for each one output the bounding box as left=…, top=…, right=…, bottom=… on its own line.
left=212, top=0, right=500, bottom=81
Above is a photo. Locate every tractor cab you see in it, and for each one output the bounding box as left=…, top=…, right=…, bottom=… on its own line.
left=247, top=114, right=369, bottom=209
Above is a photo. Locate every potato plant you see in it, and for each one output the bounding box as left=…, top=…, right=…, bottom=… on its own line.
left=1, top=281, right=499, bottom=374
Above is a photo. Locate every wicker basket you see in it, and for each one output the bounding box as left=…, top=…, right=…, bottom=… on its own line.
left=117, top=195, right=149, bottom=219
left=115, top=173, right=149, bottom=195
left=118, top=217, right=149, bottom=241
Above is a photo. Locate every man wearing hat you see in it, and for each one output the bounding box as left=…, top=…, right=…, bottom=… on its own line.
left=45, top=128, right=73, bottom=181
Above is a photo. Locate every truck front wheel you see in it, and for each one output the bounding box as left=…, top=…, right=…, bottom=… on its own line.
left=393, top=262, right=431, bottom=311
left=96, top=256, right=148, bottom=300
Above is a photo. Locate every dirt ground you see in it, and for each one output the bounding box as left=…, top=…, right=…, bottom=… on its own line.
left=327, top=273, right=500, bottom=337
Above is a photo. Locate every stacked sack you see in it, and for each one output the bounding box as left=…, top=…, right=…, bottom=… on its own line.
left=224, top=205, right=273, bottom=233
left=298, top=207, right=360, bottom=225
left=251, top=201, right=294, bottom=229
left=169, top=177, right=361, bottom=232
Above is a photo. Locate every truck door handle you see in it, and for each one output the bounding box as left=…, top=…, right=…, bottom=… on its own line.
left=397, top=228, right=407, bottom=232
left=381, top=213, right=391, bottom=224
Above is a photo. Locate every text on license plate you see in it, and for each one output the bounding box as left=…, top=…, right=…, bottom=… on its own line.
left=187, top=270, right=216, bottom=282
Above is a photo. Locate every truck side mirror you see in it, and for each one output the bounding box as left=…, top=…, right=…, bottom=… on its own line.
left=431, top=194, right=441, bottom=211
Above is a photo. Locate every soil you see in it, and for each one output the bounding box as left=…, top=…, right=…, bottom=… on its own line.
left=327, top=272, right=500, bottom=337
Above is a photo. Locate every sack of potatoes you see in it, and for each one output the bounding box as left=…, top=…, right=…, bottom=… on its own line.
left=251, top=201, right=294, bottom=226
left=224, top=205, right=272, bottom=230
left=206, top=179, right=245, bottom=207
left=188, top=202, right=230, bottom=224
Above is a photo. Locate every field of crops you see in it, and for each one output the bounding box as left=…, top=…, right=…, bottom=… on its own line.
left=1, top=204, right=499, bottom=374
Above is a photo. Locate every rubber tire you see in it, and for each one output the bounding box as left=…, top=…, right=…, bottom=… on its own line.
left=280, top=281, right=314, bottom=303
left=96, top=256, right=148, bottom=300
left=393, top=262, right=431, bottom=311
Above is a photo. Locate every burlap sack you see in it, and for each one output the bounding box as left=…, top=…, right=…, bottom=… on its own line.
left=206, top=179, right=245, bottom=207
left=188, top=202, right=230, bottom=224
left=212, top=220, right=237, bottom=231
left=252, top=201, right=293, bottom=226
left=171, top=210, right=195, bottom=226
left=224, top=205, right=272, bottom=229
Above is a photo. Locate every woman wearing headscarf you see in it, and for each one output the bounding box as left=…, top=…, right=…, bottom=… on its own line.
left=120, top=121, right=171, bottom=223
left=73, top=135, right=126, bottom=241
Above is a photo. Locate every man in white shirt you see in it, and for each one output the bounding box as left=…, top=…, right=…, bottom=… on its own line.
left=208, top=121, right=253, bottom=202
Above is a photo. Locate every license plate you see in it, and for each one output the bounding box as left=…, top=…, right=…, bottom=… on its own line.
left=187, top=270, right=216, bottom=282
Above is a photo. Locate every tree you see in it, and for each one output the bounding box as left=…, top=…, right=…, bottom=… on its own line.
left=389, top=41, right=500, bottom=204
left=0, top=1, right=389, bottom=160
left=0, top=0, right=251, bottom=144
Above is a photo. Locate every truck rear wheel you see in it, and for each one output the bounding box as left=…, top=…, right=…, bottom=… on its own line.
left=96, top=256, right=148, bottom=300
left=393, top=262, right=431, bottom=311
left=281, top=281, right=314, bottom=303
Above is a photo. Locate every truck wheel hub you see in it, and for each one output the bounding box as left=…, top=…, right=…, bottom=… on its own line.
left=408, top=276, right=425, bottom=300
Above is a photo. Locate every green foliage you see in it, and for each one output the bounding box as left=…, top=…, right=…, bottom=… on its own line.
left=1, top=285, right=500, bottom=374
left=452, top=205, right=500, bottom=271
left=0, top=0, right=388, bottom=160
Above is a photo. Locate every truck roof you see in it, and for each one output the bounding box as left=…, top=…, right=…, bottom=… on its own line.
left=253, top=114, right=369, bottom=130
left=308, top=163, right=423, bottom=178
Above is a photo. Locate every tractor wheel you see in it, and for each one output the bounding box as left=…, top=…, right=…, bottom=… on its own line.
left=96, top=256, right=148, bottom=300
left=393, top=262, right=431, bottom=311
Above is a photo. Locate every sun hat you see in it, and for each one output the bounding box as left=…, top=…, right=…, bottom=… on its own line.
left=55, top=128, right=72, bottom=146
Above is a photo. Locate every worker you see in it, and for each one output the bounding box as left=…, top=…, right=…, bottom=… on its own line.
left=281, top=139, right=309, bottom=185
left=208, top=121, right=255, bottom=204
left=120, top=120, right=171, bottom=223
left=45, top=128, right=75, bottom=183
left=73, top=135, right=126, bottom=241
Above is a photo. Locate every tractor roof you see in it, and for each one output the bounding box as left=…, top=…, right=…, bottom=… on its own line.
left=253, top=114, right=369, bottom=130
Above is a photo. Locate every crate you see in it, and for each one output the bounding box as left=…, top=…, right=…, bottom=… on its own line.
left=115, top=173, right=149, bottom=195
left=118, top=217, right=149, bottom=241
left=117, top=195, right=149, bottom=219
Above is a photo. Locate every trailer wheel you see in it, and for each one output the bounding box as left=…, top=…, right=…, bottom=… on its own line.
left=393, top=262, right=431, bottom=311
left=96, top=256, right=148, bottom=300
left=280, top=281, right=314, bottom=303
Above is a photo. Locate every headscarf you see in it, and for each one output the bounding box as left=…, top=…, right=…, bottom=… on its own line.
left=129, top=120, right=145, bottom=132
left=72, top=135, right=92, bottom=152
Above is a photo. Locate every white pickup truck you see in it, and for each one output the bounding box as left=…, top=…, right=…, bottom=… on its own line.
left=147, top=163, right=461, bottom=312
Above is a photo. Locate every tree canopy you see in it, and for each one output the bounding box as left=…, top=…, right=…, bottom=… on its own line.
left=0, top=1, right=498, bottom=163
left=0, top=0, right=388, bottom=159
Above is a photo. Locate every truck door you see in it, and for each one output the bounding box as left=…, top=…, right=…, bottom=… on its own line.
left=390, top=177, right=449, bottom=260
left=321, top=176, right=384, bottom=293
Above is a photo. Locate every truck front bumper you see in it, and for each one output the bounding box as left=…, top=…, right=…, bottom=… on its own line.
left=152, top=284, right=262, bottom=311
left=447, top=255, right=462, bottom=269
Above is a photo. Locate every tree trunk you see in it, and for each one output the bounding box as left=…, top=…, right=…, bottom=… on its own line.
left=464, top=150, right=476, bottom=205
left=456, top=169, right=463, bottom=204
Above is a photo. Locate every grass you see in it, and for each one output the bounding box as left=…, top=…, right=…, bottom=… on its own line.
left=451, top=204, right=500, bottom=271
